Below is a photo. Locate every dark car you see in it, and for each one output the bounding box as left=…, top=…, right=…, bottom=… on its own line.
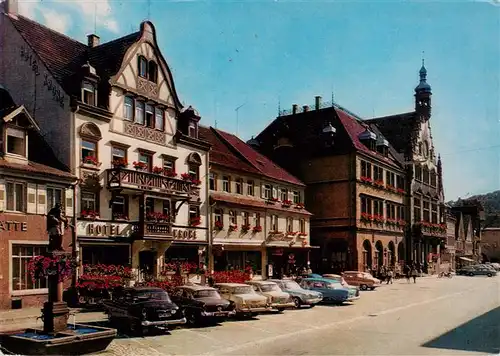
left=171, top=285, right=236, bottom=325
left=103, top=287, right=186, bottom=334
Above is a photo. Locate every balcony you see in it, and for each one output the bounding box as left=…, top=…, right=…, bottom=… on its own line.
left=106, top=168, right=199, bottom=197
left=133, top=222, right=199, bottom=240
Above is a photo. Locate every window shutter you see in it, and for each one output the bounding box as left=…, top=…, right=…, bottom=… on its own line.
left=272, top=186, right=277, bottom=199
left=65, top=188, right=74, bottom=217
left=37, top=185, right=46, bottom=215
left=0, top=180, right=5, bottom=211
left=261, top=184, right=266, bottom=198
left=27, top=183, right=37, bottom=214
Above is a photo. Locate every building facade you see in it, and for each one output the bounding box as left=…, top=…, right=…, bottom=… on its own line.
left=0, top=87, right=76, bottom=309
left=200, top=127, right=312, bottom=278
left=451, top=203, right=484, bottom=267
left=1, top=4, right=210, bottom=281
left=252, top=97, right=405, bottom=274
left=482, top=228, right=500, bottom=262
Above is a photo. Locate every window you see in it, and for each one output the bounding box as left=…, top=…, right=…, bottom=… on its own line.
left=414, top=198, right=421, bottom=222
left=361, top=161, right=372, bottom=178
left=6, top=128, right=25, bottom=156
left=299, top=219, right=306, bottom=233
left=139, top=153, right=152, bottom=172
left=386, top=203, right=396, bottom=220
left=264, top=184, right=272, bottom=199
left=135, top=100, right=145, bottom=125
left=374, top=166, right=383, bottom=182
left=361, top=196, right=372, bottom=214
left=235, top=178, right=243, bottom=194
left=188, top=164, right=199, bottom=180
left=254, top=213, right=261, bottom=227
left=398, top=206, right=405, bottom=221
left=112, top=195, right=127, bottom=219
left=81, top=191, right=96, bottom=212
left=155, top=108, right=164, bottom=131
left=209, top=173, right=217, bottom=191
left=162, top=200, right=170, bottom=217
left=124, top=96, right=134, bottom=120
left=12, top=245, right=48, bottom=291
left=148, top=61, right=158, bottom=82
left=188, top=121, right=198, bottom=138
left=271, top=215, right=278, bottom=231
left=145, top=104, right=154, bottom=128
left=82, top=81, right=96, bottom=105
left=81, top=140, right=97, bottom=163
left=415, top=166, right=422, bottom=181
left=138, top=56, right=147, bottom=77
left=423, top=201, right=430, bottom=222
left=242, top=212, right=250, bottom=226
left=430, top=171, right=437, bottom=187
left=214, top=209, right=223, bottom=223
left=293, top=191, right=300, bottom=204
left=374, top=200, right=384, bottom=217
left=46, top=188, right=63, bottom=211
left=229, top=210, right=236, bottom=225
left=431, top=203, right=438, bottom=224
left=112, top=147, right=126, bottom=164
left=280, top=188, right=288, bottom=202
left=396, top=176, right=404, bottom=190
left=247, top=180, right=254, bottom=196
left=222, top=176, right=230, bottom=192
left=287, top=217, right=293, bottom=232
left=145, top=197, right=154, bottom=214
left=162, top=157, right=175, bottom=173
left=6, top=182, right=24, bottom=212
left=423, top=168, right=430, bottom=185
left=189, top=205, right=199, bottom=221
left=386, top=172, right=395, bottom=187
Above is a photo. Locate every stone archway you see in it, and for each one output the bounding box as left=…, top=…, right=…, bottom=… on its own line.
left=362, top=240, right=372, bottom=271
left=375, top=241, right=384, bottom=268
left=388, top=241, right=396, bottom=267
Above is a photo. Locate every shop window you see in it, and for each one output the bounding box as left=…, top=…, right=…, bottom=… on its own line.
left=361, top=161, right=372, bottom=179
left=6, top=128, right=25, bottom=156
left=124, top=96, right=134, bottom=120
left=423, top=201, right=430, bottom=222
left=148, top=60, right=158, bottom=83
left=112, top=195, right=128, bottom=219
left=6, top=182, right=24, bottom=212
left=242, top=212, right=249, bottom=226
left=135, top=100, right=145, bottom=125
left=82, top=81, right=96, bottom=106
left=247, top=180, right=254, bottom=196
left=209, top=173, right=217, bottom=191
left=82, top=245, right=130, bottom=266
left=293, top=191, right=300, bottom=204
left=138, top=152, right=152, bottom=172
left=12, top=244, right=48, bottom=291
left=46, top=187, right=63, bottom=211
left=373, top=200, right=384, bottom=217
left=235, top=178, right=243, bottom=194
left=431, top=203, right=438, bottom=224
left=81, top=140, right=97, bottom=164
left=138, top=55, right=148, bottom=78
left=188, top=121, right=198, bottom=138
left=299, top=219, right=306, bottom=233
left=81, top=191, right=97, bottom=212
left=145, top=104, right=155, bottom=128
left=254, top=213, right=261, bottom=227
left=189, top=205, right=200, bottom=221
left=280, top=188, right=288, bottom=202
left=287, top=217, right=293, bottom=232
left=222, top=176, right=230, bottom=192
left=214, top=208, right=223, bottom=223
left=263, top=184, right=271, bottom=199
left=155, top=108, right=164, bottom=131
left=414, top=198, right=421, bottom=222
left=361, top=196, right=372, bottom=214
left=229, top=210, right=237, bottom=225
left=271, top=215, right=278, bottom=231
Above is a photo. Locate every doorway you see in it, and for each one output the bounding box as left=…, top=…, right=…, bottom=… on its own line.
left=139, top=250, right=156, bottom=281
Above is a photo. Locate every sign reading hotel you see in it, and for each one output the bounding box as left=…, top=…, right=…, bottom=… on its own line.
left=77, top=221, right=132, bottom=238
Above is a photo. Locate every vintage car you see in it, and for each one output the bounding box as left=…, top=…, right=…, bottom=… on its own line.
left=171, top=285, right=236, bottom=324
left=300, top=278, right=359, bottom=304
left=269, top=279, right=323, bottom=308
left=214, top=283, right=271, bottom=317
left=246, top=280, right=295, bottom=312
left=458, top=265, right=497, bottom=277
left=102, top=287, right=186, bottom=334
left=341, top=271, right=381, bottom=290
left=322, top=274, right=360, bottom=296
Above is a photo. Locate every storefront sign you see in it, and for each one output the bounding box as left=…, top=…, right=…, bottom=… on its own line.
left=77, top=221, right=132, bottom=238
left=87, top=224, right=121, bottom=236
left=0, top=221, right=27, bottom=232
left=172, top=229, right=197, bottom=240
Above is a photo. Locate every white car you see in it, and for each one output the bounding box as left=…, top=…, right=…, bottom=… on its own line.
left=246, top=281, right=295, bottom=312
left=214, top=283, right=271, bottom=318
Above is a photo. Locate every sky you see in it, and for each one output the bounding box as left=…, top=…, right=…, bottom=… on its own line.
left=13, top=0, right=500, bottom=201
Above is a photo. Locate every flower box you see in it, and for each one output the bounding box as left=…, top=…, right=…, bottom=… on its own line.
left=181, top=173, right=192, bottom=181
left=360, top=213, right=373, bottom=223
left=287, top=231, right=297, bottom=236
left=152, top=166, right=164, bottom=174
left=297, top=232, right=307, bottom=237
left=241, top=224, right=251, bottom=233
left=397, top=220, right=406, bottom=227
left=191, top=179, right=202, bottom=185
left=373, top=215, right=385, bottom=224
left=190, top=216, right=201, bottom=226
left=214, top=221, right=224, bottom=231
left=229, top=224, right=238, bottom=232
left=374, top=180, right=385, bottom=188
left=81, top=210, right=99, bottom=219
left=386, top=185, right=396, bottom=192
left=397, top=188, right=405, bottom=195
left=111, top=158, right=128, bottom=168
left=360, top=176, right=373, bottom=184
left=282, top=199, right=292, bottom=207
left=132, top=161, right=147, bottom=170
left=83, top=156, right=100, bottom=166
left=164, top=170, right=177, bottom=178
left=113, top=213, right=129, bottom=221
left=146, top=212, right=170, bottom=222
left=252, top=225, right=262, bottom=233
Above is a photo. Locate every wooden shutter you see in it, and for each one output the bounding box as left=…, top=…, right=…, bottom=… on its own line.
left=26, top=183, right=37, bottom=214
left=0, top=179, right=5, bottom=211
left=37, top=185, right=46, bottom=215
left=272, top=186, right=277, bottom=199
left=65, top=188, right=74, bottom=217
left=261, top=184, right=266, bottom=199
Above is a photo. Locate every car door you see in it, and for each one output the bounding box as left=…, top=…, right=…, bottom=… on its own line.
left=170, top=288, right=185, bottom=306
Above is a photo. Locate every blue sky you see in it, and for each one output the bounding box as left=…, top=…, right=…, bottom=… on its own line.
left=17, top=0, right=500, bottom=200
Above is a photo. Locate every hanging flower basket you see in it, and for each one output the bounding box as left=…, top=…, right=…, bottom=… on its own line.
left=28, top=255, right=77, bottom=283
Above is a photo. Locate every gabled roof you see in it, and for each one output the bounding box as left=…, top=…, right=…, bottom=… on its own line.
left=199, top=126, right=304, bottom=186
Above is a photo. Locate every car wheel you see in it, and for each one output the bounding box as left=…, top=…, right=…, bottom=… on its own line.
left=360, top=284, right=368, bottom=291
left=293, top=297, right=302, bottom=308
left=468, top=272, right=474, bottom=277
left=277, top=308, right=285, bottom=313
left=309, top=304, right=315, bottom=308
left=370, top=287, right=376, bottom=291
left=187, top=311, right=199, bottom=326
left=129, top=321, right=143, bottom=336
left=487, top=273, right=493, bottom=277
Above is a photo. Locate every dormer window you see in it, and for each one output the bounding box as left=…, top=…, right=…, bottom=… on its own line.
left=376, top=137, right=389, bottom=156
left=137, top=55, right=158, bottom=83
left=145, top=104, right=154, bottom=128
left=82, top=81, right=96, bottom=106
left=148, top=61, right=158, bottom=83
left=188, top=121, right=198, bottom=138
left=6, top=127, right=25, bottom=156
left=138, top=56, right=148, bottom=78
left=358, top=129, right=377, bottom=150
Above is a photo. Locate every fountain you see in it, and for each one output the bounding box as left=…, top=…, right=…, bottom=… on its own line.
left=0, top=204, right=116, bottom=355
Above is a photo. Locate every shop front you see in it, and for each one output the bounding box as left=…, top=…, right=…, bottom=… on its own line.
left=212, top=243, right=266, bottom=277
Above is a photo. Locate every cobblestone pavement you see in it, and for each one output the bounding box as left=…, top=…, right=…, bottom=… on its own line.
left=91, top=275, right=500, bottom=355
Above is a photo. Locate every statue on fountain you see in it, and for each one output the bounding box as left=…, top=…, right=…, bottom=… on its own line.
left=47, top=203, right=68, bottom=251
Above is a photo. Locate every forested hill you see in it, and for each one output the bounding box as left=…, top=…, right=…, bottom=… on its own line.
left=448, top=190, right=500, bottom=228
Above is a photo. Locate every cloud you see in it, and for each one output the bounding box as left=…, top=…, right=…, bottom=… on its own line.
left=71, top=0, right=119, bottom=33
left=41, top=8, right=70, bottom=33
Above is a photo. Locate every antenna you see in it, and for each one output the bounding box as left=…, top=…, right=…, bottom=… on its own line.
left=235, top=102, right=246, bottom=137
left=422, top=51, right=425, bottom=66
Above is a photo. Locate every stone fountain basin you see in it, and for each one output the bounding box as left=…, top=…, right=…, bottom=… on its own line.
left=1, top=324, right=117, bottom=355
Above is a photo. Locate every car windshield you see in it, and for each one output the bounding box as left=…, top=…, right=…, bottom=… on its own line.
left=260, top=284, right=280, bottom=292
left=194, top=290, right=221, bottom=298
left=283, top=281, right=301, bottom=289
left=232, top=286, right=254, bottom=294
left=134, top=291, right=170, bottom=302
left=362, top=273, right=373, bottom=278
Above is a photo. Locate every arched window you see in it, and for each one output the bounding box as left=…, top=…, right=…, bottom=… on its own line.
left=186, top=153, right=202, bottom=180
left=79, top=122, right=102, bottom=166
left=148, top=61, right=158, bottom=83
left=138, top=55, right=148, bottom=78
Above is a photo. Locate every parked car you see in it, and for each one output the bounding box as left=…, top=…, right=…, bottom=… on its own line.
left=300, top=278, right=359, bottom=304
left=323, top=274, right=360, bottom=296
left=246, top=280, right=295, bottom=312
left=102, top=287, right=186, bottom=335
left=269, top=279, right=323, bottom=308
left=486, top=262, right=500, bottom=271
left=171, top=285, right=236, bottom=325
left=341, top=271, right=381, bottom=290
left=214, top=283, right=271, bottom=318
left=459, top=265, right=497, bottom=277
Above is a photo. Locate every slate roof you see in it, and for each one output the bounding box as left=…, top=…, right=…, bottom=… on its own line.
left=0, top=160, right=74, bottom=180
left=199, top=126, right=305, bottom=186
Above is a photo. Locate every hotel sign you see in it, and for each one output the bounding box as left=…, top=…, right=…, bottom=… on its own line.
left=77, top=221, right=132, bottom=238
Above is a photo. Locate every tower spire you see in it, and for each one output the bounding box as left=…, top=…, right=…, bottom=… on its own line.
left=414, top=55, right=432, bottom=118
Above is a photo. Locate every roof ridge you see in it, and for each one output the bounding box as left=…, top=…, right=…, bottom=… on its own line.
left=210, top=127, right=258, bottom=168
left=365, top=111, right=416, bottom=121
left=92, top=31, right=141, bottom=49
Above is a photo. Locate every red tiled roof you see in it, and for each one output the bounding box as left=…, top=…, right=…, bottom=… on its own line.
left=199, top=126, right=304, bottom=186
left=0, top=160, right=75, bottom=180
left=211, top=192, right=312, bottom=216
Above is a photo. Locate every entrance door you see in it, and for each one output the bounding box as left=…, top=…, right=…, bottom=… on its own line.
left=139, top=250, right=156, bottom=281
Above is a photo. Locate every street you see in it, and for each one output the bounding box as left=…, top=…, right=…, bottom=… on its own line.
left=96, top=275, right=500, bottom=355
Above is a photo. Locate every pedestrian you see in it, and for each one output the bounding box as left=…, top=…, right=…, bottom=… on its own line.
left=386, top=269, right=393, bottom=284
left=411, top=266, right=418, bottom=283
left=404, top=264, right=410, bottom=283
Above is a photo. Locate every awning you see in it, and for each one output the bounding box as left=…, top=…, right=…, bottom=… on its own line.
left=459, top=257, right=475, bottom=262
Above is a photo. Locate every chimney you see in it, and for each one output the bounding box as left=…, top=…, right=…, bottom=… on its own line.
left=315, top=96, right=322, bottom=110
left=87, top=34, right=100, bottom=48
left=4, top=0, right=18, bottom=15
left=292, top=104, right=298, bottom=115
left=303, top=105, right=309, bottom=112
